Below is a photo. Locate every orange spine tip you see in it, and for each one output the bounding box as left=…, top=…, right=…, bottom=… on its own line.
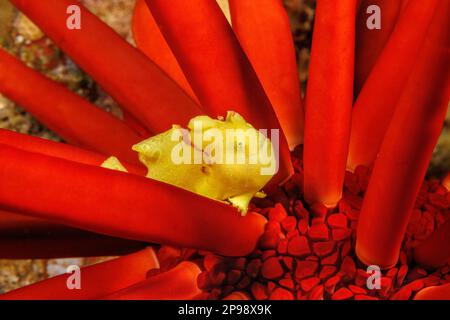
left=414, top=283, right=450, bottom=300
left=223, top=291, right=250, bottom=300
left=443, top=173, right=450, bottom=191
left=103, top=261, right=201, bottom=300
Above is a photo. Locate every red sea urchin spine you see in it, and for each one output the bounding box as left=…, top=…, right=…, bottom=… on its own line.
left=103, top=261, right=201, bottom=300
left=0, top=129, right=146, bottom=175
left=413, top=220, right=450, bottom=270
left=347, top=0, right=439, bottom=170
left=303, top=0, right=357, bottom=207
left=145, top=0, right=293, bottom=183
left=0, top=209, right=146, bottom=259
left=132, top=0, right=197, bottom=103
left=228, top=0, right=304, bottom=150
left=0, top=49, right=141, bottom=164
left=223, top=292, right=250, bottom=300
left=443, top=173, right=450, bottom=191
left=0, top=145, right=266, bottom=257
left=356, top=1, right=450, bottom=268
left=355, top=0, right=405, bottom=95
left=414, top=283, right=450, bottom=300
left=10, top=0, right=202, bottom=133
left=0, top=247, right=159, bottom=300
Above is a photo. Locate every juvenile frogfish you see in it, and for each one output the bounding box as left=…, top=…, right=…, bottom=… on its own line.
left=104, top=112, right=277, bottom=215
